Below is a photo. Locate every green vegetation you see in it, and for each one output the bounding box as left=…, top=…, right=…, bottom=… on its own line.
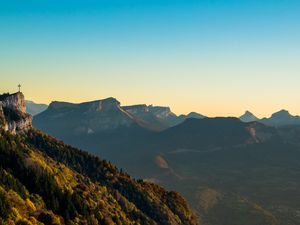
left=0, top=129, right=198, bottom=224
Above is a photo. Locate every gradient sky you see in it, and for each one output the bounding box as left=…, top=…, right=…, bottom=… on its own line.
left=1, top=0, right=300, bottom=117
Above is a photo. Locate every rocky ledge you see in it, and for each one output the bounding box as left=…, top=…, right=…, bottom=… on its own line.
left=0, top=92, right=32, bottom=134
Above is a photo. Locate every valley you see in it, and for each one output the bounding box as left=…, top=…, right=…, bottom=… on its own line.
left=32, top=97, right=300, bottom=225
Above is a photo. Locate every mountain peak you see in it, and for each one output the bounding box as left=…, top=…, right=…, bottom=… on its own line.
left=271, top=109, right=292, bottom=118
left=240, top=110, right=259, bottom=122
left=186, top=112, right=205, bottom=119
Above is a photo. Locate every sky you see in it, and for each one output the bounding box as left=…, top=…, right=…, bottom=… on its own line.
left=0, top=0, right=300, bottom=117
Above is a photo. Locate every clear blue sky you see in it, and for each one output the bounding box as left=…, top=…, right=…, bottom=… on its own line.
left=1, top=0, right=300, bottom=117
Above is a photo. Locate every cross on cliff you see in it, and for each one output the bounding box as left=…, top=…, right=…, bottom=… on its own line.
left=18, top=84, right=21, bottom=92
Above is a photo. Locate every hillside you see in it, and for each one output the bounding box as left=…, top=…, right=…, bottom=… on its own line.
left=0, top=92, right=198, bottom=225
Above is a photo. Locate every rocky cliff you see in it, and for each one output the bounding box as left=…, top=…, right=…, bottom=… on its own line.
left=0, top=92, right=32, bottom=134
left=123, top=104, right=179, bottom=130
left=123, top=105, right=205, bottom=129
left=34, top=97, right=145, bottom=137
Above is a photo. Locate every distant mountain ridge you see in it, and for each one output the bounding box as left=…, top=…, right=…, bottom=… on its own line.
left=35, top=98, right=162, bottom=135
left=239, top=109, right=300, bottom=127
left=260, top=109, right=300, bottom=127
left=123, top=104, right=205, bottom=130
left=25, top=100, right=48, bottom=116
left=34, top=98, right=206, bottom=134
left=32, top=97, right=300, bottom=129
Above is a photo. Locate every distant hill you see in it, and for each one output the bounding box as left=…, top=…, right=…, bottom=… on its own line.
left=25, top=100, right=48, bottom=116
left=0, top=92, right=198, bottom=225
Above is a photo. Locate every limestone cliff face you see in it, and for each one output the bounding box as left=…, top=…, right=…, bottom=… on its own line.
left=0, top=105, right=7, bottom=130
left=123, top=104, right=149, bottom=114
left=36, top=97, right=137, bottom=136
left=123, top=104, right=179, bottom=130
left=0, top=92, right=26, bottom=113
left=0, top=92, right=32, bottom=134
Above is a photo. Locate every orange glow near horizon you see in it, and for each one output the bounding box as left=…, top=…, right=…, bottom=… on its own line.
left=1, top=81, right=299, bottom=119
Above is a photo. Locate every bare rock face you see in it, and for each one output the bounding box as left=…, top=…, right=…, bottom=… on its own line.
left=36, top=97, right=137, bottom=136
left=0, top=92, right=32, bottom=134
left=122, top=104, right=179, bottom=130
left=0, top=92, right=26, bottom=113
left=148, top=106, right=176, bottom=119
left=0, top=105, right=7, bottom=130
left=123, top=104, right=149, bottom=114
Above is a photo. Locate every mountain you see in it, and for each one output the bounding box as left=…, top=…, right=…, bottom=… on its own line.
left=0, top=92, right=198, bottom=225
left=239, top=110, right=259, bottom=122
left=123, top=105, right=206, bottom=130
left=33, top=99, right=206, bottom=164
left=34, top=99, right=206, bottom=134
left=260, top=109, right=300, bottom=127
left=155, top=117, right=276, bottom=151
left=123, top=104, right=181, bottom=131
left=34, top=98, right=157, bottom=136
left=25, top=100, right=48, bottom=116
left=177, top=112, right=206, bottom=124
left=34, top=107, right=300, bottom=225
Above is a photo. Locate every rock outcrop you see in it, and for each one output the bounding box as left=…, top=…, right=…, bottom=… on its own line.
left=0, top=92, right=26, bottom=113
left=0, top=92, right=32, bottom=134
